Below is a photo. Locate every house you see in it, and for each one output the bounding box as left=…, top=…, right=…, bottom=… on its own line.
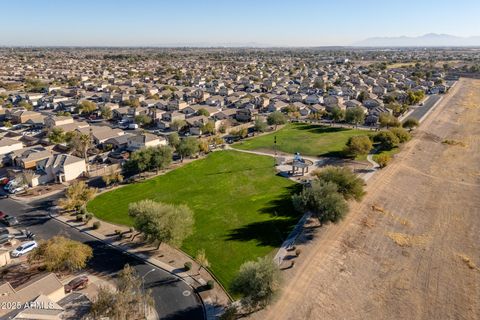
left=9, top=110, right=45, bottom=125
left=44, top=115, right=74, bottom=128
left=185, top=115, right=209, bottom=135
left=35, top=153, right=86, bottom=185
left=10, top=147, right=53, bottom=169
left=267, top=100, right=287, bottom=112
left=77, top=126, right=125, bottom=144
left=213, top=108, right=237, bottom=120
left=0, top=138, right=24, bottom=159
left=305, top=94, right=323, bottom=105
left=127, top=133, right=166, bottom=151
left=0, top=272, right=65, bottom=318
left=236, top=108, right=256, bottom=122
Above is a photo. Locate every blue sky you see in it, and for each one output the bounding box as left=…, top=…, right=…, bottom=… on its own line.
left=1, top=0, right=479, bottom=46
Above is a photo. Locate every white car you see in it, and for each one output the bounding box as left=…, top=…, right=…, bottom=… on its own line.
left=11, top=241, right=38, bottom=257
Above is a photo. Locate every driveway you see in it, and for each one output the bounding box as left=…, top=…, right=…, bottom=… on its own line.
left=0, top=193, right=205, bottom=320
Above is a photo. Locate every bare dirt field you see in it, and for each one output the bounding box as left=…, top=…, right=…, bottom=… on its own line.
left=260, top=78, right=480, bottom=320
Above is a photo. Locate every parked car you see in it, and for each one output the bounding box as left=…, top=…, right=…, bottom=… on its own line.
left=1, top=215, right=19, bottom=227
left=8, top=186, right=26, bottom=194
left=64, top=276, right=89, bottom=293
left=0, top=177, right=9, bottom=185
left=0, top=211, right=6, bottom=219
left=11, top=241, right=38, bottom=257
left=0, top=227, right=9, bottom=236
left=0, top=234, right=14, bottom=245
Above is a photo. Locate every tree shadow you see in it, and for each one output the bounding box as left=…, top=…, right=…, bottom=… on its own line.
left=225, top=218, right=298, bottom=247
left=161, top=305, right=205, bottom=320
left=293, top=123, right=350, bottom=134
left=257, top=184, right=303, bottom=218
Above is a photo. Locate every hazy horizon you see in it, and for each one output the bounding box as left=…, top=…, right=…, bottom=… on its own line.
left=1, top=0, right=480, bottom=47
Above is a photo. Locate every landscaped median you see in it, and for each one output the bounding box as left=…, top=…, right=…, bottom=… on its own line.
left=87, top=150, right=301, bottom=293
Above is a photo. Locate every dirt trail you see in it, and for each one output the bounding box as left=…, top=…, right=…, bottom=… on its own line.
left=260, top=78, right=480, bottom=320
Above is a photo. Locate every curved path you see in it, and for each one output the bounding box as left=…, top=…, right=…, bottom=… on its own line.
left=0, top=193, right=205, bottom=320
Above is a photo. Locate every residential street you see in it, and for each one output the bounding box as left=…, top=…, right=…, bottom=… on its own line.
left=0, top=193, right=205, bottom=320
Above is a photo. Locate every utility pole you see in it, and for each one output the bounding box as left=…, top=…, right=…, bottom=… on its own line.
left=274, top=135, right=277, bottom=166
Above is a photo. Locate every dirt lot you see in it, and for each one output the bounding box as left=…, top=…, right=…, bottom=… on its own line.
left=260, top=78, right=480, bottom=320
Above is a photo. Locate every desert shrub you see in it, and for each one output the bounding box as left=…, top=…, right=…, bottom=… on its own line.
left=184, top=262, right=192, bottom=271
left=206, top=280, right=214, bottom=290
left=93, top=221, right=101, bottom=229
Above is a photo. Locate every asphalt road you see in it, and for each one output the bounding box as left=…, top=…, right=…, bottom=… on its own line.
left=407, top=94, right=442, bottom=121
left=0, top=193, right=205, bottom=320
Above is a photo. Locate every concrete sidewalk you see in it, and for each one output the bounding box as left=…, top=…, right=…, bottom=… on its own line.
left=51, top=213, right=226, bottom=320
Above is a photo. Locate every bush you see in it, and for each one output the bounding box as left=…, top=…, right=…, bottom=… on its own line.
left=374, top=154, right=391, bottom=168
left=92, top=221, right=101, bottom=229
left=184, top=262, right=192, bottom=271
left=76, top=214, right=84, bottom=222
left=85, top=213, right=93, bottom=222
left=206, top=280, right=214, bottom=290
left=78, top=206, right=88, bottom=215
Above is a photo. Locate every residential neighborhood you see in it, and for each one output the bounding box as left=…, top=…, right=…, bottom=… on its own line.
left=1, top=2, right=480, bottom=320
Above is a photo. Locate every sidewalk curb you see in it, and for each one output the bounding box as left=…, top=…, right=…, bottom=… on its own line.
left=50, top=215, right=208, bottom=320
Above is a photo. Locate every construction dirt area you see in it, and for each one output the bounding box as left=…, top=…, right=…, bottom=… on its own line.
left=260, top=77, right=480, bottom=320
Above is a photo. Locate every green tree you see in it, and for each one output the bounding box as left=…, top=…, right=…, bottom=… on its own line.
left=344, top=135, right=373, bottom=158
left=329, top=106, right=345, bottom=123
left=167, top=132, right=180, bottom=149
left=267, top=111, right=287, bottom=129
left=231, top=257, right=281, bottom=311
left=77, top=100, right=97, bottom=114
left=171, top=119, right=187, bottom=132
left=29, top=236, right=93, bottom=272
left=313, top=166, right=366, bottom=201
left=345, top=106, right=365, bottom=127
left=389, top=127, right=411, bottom=143
left=135, top=114, right=152, bottom=127
left=150, top=145, right=173, bottom=173
left=374, top=130, right=400, bottom=150
left=292, top=180, right=348, bottom=224
left=58, top=181, right=96, bottom=211
left=67, top=131, right=92, bottom=162
left=177, top=137, right=199, bottom=161
left=197, top=108, right=210, bottom=117
left=254, top=117, right=268, bottom=133
left=3, top=120, right=12, bottom=128
left=201, top=121, right=216, bottom=135
left=129, top=200, right=194, bottom=249
left=48, top=127, right=66, bottom=144
left=100, top=106, right=113, bottom=120
left=402, top=117, right=419, bottom=131
left=378, top=113, right=400, bottom=129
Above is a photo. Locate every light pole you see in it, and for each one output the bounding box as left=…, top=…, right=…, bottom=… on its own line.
left=142, top=268, right=156, bottom=318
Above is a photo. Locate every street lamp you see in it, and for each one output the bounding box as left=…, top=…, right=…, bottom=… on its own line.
left=142, top=268, right=156, bottom=317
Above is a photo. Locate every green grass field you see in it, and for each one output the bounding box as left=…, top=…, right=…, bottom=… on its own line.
left=87, top=150, right=300, bottom=291
left=234, top=123, right=369, bottom=157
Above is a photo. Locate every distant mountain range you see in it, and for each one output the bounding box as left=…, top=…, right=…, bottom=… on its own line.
left=354, top=33, right=480, bottom=47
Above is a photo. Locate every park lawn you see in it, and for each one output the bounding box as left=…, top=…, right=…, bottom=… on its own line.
left=87, top=150, right=300, bottom=291
left=234, top=123, right=369, bottom=157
